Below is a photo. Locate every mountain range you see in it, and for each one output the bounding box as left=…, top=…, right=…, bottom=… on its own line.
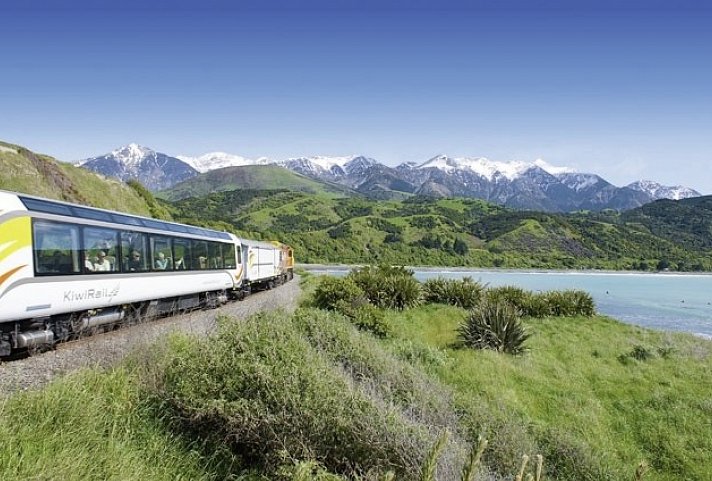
left=75, top=144, right=701, bottom=212
left=3, top=138, right=711, bottom=272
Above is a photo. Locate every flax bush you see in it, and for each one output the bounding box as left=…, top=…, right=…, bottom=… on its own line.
left=422, top=277, right=485, bottom=309
left=484, top=286, right=531, bottom=313
left=485, top=286, right=595, bottom=318
left=458, top=300, right=529, bottom=355
left=348, top=265, right=422, bottom=310
left=542, top=290, right=595, bottom=317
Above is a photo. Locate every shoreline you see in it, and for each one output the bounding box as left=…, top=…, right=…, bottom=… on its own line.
left=297, top=263, right=712, bottom=277
left=298, top=263, right=712, bottom=339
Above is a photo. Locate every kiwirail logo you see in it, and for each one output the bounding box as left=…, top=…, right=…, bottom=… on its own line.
left=63, top=285, right=120, bottom=303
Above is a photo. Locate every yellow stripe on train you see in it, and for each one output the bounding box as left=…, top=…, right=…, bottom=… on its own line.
left=0, top=217, right=31, bottom=264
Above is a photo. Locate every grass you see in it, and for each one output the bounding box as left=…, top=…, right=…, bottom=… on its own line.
left=0, top=368, right=215, bottom=481
left=0, top=141, right=159, bottom=217
left=386, top=305, right=712, bottom=480
left=2, top=276, right=710, bottom=480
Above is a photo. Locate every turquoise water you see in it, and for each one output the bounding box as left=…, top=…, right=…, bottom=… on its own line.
left=304, top=267, right=712, bottom=338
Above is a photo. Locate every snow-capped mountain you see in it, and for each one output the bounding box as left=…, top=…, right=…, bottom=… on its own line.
left=626, top=180, right=701, bottom=201
left=76, top=143, right=198, bottom=191
left=75, top=144, right=702, bottom=212
left=391, top=154, right=683, bottom=211
left=177, top=152, right=271, bottom=173
left=417, top=154, right=562, bottom=182
left=277, top=155, right=379, bottom=183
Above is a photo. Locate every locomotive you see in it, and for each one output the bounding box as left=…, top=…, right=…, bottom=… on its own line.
left=0, top=190, right=294, bottom=357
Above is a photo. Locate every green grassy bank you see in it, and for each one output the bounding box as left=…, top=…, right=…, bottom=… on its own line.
left=386, top=305, right=712, bottom=480
left=1, top=288, right=710, bottom=480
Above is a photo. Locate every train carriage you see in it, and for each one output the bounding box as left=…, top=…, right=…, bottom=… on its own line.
left=0, top=190, right=286, bottom=357
left=241, top=239, right=283, bottom=292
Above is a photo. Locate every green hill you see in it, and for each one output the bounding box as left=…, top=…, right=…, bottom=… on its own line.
left=621, top=196, right=712, bottom=249
left=0, top=140, right=170, bottom=219
left=167, top=190, right=712, bottom=270
left=157, top=164, right=356, bottom=201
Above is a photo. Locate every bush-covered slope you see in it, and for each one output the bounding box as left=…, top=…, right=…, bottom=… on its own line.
left=621, top=196, right=712, bottom=249
left=0, top=140, right=168, bottom=218
left=167, top=190, right=712, bottom=270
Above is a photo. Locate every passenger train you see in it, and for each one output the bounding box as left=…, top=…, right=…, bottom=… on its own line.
left=0, top=190, right=294, bottom=357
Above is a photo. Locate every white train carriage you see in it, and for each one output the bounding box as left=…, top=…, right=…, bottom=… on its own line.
left=240, top=239, right=284, bottom=292
left=0, top=190, right=247, bottom=356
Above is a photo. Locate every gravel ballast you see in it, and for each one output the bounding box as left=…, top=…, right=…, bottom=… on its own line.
left=0, top=276, right=302, bottom=396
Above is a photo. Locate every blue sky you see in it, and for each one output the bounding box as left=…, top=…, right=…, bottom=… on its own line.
left=1, top=0, right=711, bottom=192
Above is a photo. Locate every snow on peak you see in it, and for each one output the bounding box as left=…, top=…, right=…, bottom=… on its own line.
left=110, top=143, right=155, bottom=167
left=283, top=155, right=358, bottom=171
left=418, top=155, right=574, bottom=181
left=533, top=158, right=575, bottom=175
left=557, top=172, right=602, bottom=192
left=627, top=180, right=700, bottom=200
left=177, top=152, right=270, bottom=173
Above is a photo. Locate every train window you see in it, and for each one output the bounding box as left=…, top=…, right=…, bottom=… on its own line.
left=111, top=213, right=143, bottom=227
left=191, top=240, right=208, bottom=269
left=187, top=227, right=206, bottom=236
left=73, top=206, right=112, bottom=222
left=21, top=197, right=73, bottom=216
left=83, top=227, right=119, bottom=273
left=33, top=220, right=81, bottom=275
left=150, top=236, right=173, bottom=270
left=165, top=222, right=188, bottom=233
left=224, top=244, right=237, bottom=269
left=173, top=238, right=191, bottom=270
left=121, top=231, right=148, bottom=272
left=207, top=242, right=223, bottom=269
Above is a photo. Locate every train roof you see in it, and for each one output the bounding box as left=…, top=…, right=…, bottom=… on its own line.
left=241, top=238, right=284, bottom=250
left=1, top=189, right=234, bottom=242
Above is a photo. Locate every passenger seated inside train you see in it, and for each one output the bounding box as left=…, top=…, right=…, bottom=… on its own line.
left=154, top=252, right=171, bottom=270
left=127, top=250, right=143, bottom=271
left=93, top=251, right=112, bottom=271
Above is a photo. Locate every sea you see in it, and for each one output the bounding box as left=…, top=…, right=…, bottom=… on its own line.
left=302, top=266, right=712, bottom=338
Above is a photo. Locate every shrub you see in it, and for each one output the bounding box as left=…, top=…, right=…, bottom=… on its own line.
left=348, top=266, right=421, bottom=310
left=380, top=274, right=422, bottom=310
left=312, top=276, right=365, bottom=311
left=336, top=300, right=392, bottom=338
left=618, top=344, right=655, bottom=363
left=485, top=287, right=595, bottom=318
left=327, top=223, right=352, bottom=239
left=422, top=277, right=485, bottom=310
left=153, top=309, right=466, bottom=480
left=458, top=300, right=529, bottom=355
left=485, top=286, right=531, bottom=312
left=543, top=290, right=595, bottom=317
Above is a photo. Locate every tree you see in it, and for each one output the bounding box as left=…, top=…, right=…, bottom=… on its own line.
left=453, top=238, right=469, bottom=255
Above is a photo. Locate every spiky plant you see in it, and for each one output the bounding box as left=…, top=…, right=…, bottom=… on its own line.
left=423, top=277, right=485, bottom=309
left=380, top=274, right=422, bottom=310
left=458, top=300, right=530, bottom=355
